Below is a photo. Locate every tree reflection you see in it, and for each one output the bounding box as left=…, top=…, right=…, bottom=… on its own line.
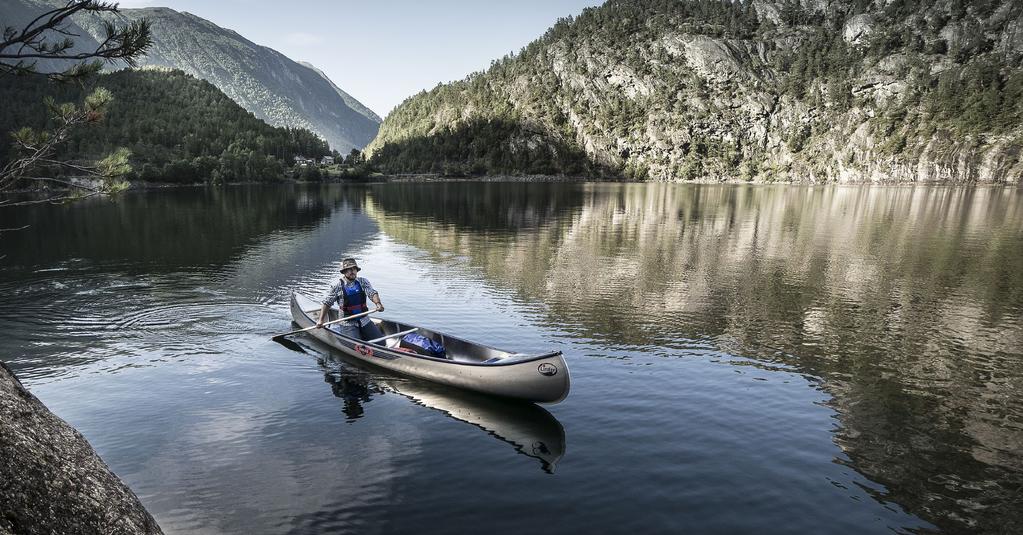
left=0, top=184, right=367, bottom=271
left=366, top=182, right=1023, bottom=532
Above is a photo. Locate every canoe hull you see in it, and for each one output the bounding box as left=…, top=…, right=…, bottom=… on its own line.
left=290, top=294, right=570, bottom=403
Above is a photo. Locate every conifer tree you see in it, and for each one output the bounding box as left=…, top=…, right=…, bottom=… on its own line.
left=0, top=0, right=151, bottom=203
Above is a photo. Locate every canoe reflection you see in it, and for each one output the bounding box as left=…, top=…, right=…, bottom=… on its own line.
left=310, top=342, right=566, bottom=473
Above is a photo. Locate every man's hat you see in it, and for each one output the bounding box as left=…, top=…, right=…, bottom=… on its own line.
left=340, top=258, right=361, bottom=272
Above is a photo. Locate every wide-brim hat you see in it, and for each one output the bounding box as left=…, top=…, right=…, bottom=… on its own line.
left=340, top=258, right=361, bottom=272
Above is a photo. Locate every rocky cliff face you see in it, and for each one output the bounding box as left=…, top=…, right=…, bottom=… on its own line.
left=0, top=1, right=380, bottom=153
left=367, top=0, right=1023, bottom=183
left=0, top=361, right=162, bottom=534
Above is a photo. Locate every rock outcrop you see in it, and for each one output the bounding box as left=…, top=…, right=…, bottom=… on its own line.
left=0, top=361, right=162, bottom=535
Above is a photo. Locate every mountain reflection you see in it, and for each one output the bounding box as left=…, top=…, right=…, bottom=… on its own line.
left=314, top=345, right=566, bottom=473
left=366, top=182, right=1023, bottom=533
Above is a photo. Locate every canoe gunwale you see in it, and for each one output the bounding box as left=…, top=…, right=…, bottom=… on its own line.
left=289, top=292, right=570, bottom=403
left=294, top=294, right=561, bottom=367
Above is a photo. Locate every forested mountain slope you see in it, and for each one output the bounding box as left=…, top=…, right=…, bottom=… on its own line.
left=367, top=0, right=1023, bottom=183
left=0, top=69, right=331, bottom=183
left=0, top=1, right=380, bottom=153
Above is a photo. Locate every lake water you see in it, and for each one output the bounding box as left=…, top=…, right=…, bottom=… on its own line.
left=1, top=183, right=1021, bottom=534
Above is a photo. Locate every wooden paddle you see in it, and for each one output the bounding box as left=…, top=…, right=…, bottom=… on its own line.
left=272, top=308, right=377, bottom=352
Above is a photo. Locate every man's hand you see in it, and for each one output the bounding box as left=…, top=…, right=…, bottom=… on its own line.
left=316, top=320, right=324, bottom=328
left=375, top=304, right=385, bottom=312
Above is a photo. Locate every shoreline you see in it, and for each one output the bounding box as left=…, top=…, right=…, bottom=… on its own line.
left=3, top=173, right=1022, bottom=197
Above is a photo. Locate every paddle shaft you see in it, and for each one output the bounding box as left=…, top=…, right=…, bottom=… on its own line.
left=272, top=308, right=376, bottom=340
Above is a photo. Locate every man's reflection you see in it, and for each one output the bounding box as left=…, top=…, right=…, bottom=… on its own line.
left=323, top=366, right=382, bottom=421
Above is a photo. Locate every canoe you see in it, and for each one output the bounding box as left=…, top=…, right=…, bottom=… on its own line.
left=289, top=293, right=570, bottom=403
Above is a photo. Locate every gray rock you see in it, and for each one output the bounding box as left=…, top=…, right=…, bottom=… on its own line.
left=0, top=361, right=162, bottom=535
left=843, top=14, right=875, bottom=46
left=751, top=0, right=782, bottom=26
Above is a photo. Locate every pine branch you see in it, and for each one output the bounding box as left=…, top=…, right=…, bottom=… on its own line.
left=0, top=87, right=130, bottom=197
left=0, top=1, right=151, bottom=81
left=28, top=169, right=105, bottom=188
left=0, top=190, right=103, bottom=207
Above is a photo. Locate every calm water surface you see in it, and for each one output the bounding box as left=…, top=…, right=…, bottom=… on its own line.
left=1, top=183, right=1021, bottom=534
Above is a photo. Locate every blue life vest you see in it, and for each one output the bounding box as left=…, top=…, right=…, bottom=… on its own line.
left=340, top=279, right=369, bottom=317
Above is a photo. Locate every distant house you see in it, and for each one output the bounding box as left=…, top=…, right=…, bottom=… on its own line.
left=293, top=155, right=314, bottom=167
left=321, top=156, right=334, bottom=165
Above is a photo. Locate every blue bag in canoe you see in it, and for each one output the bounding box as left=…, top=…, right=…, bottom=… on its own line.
left=400, top=332, right=446, bottom=359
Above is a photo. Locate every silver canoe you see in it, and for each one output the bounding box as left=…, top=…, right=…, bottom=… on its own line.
left=289, top=293, right=570, bottom=403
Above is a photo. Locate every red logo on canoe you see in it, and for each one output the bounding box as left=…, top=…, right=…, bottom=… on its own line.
left=355, top=344, right=374, bottom=357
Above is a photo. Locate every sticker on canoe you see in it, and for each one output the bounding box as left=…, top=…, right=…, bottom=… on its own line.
left=355, top=344, right=374, bottom=357
left=538, top=363, right=558, bottom=376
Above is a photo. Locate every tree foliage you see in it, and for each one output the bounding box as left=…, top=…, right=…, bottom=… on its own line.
left=0, top=0, right=153, bottom=201
left=0, top=69, right=331, bottom=184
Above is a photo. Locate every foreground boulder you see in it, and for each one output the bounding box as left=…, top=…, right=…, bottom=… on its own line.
left=0, top=361, right=162, bottom=535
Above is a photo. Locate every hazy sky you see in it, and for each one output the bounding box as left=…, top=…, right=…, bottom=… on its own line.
left=118, top=0, right=604, bottom=118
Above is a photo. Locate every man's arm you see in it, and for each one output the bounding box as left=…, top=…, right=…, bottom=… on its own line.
left=318, top=283, right=339, bottom=327
left=370, top=293, right=384, bottom=312
left=316, top=304, right=330, bottom=327
left=360, top=277, right=384, bottom=312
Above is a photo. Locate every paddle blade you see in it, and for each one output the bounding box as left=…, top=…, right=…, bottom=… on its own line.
left=272, top=335, right=308, bottom=353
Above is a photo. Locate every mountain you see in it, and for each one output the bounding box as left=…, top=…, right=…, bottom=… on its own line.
left=298, top=61, right=382, bottom=124
left=366, top=0, right=1023, bottom=183
left=0, top=1, right=380, bottom=153
left=0, top=69, right=331, bottom=183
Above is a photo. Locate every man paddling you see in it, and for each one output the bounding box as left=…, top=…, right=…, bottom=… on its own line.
left=316, top=258, right=386, bottom=341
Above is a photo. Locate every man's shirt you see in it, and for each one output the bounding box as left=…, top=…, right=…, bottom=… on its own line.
left=322, top=277, right=378, bottom=326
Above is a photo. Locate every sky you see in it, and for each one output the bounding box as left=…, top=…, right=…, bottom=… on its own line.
left=117, top=0, right=605, bottom=119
